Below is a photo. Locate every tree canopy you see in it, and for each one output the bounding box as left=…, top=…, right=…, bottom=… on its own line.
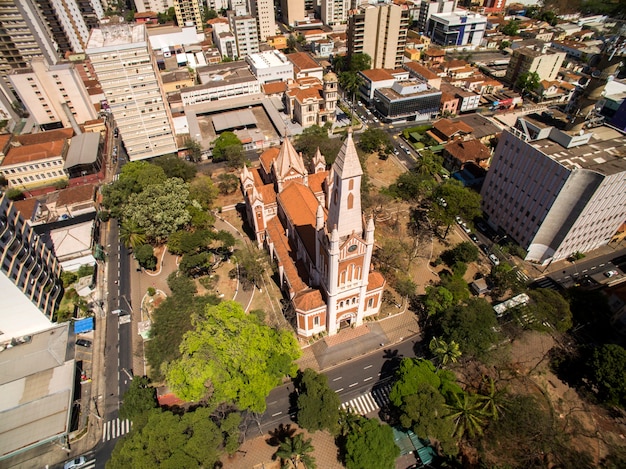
left=119, top=376, right=158, bottom=426
left=527, top=288, right=572, bottom=332
left=344, top=417, right=399, bottom=469
left=166, top=301, right=301, bottom=411
left=588, top=343, right=626, bottom=407
left=516, top=71, right=541, bottom=95
left=152, top=154, right=197, bottom=181
left=295, top=368, right=341, bottom=434
left=212, top=131, right=243, bottom=163
left=430, top=180, right=481, bottom=238
left=358, top=128, right=394, bottom=156
left=122, top=177, right=192, bottom=243
left=107, top=407, right=239, bottom=469
left=294, top=125, right=343, bottom=164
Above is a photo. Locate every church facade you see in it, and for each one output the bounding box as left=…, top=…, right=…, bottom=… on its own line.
left=240, top=132, right=385, bottom=337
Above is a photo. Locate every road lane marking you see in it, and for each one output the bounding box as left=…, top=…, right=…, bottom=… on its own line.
left=272, top=412, right=282, bottom=416
left=364, top=365, right=372, bottom=369
left=349, top=382, right=358, bottom=387
left=332, top=377, right=342, bottom=381
left=363, top=377, right=373, bottom=382
left=336, top=388, right=344, bottom=392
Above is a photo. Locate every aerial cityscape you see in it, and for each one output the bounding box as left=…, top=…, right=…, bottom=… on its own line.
left=0, top=0, right=625, bottom=468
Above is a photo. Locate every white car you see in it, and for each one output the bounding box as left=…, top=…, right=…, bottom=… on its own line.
left=64, top=456, right=86, bottom=469
left=455, top=216, right=463, bottom=225
left=488, top=254, right=500, bottom=266
left=604, top=270, right=619, bottom=278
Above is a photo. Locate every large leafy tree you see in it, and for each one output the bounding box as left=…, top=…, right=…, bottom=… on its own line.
left=516, top=71, right=541, bottom=95
left=358, top=128, right=393, bottom=155
left=501, top=19, right=521, bottom=36
left=189, top=174, right=219, bottom=209
left=588, top=343, right=626, bottom=407
left=119, top=376, right=158, bottom=426
left=107, top=407, right=235, bottom=468
left=145, top=273, right=221, bottom=381
left=295, top=369, right=341, bottom=434
left=122, top=177, right=192, bottom=243
left=294, top=125, right=343, bottom=164
left=274, top=433, right=317, bottom=469
left=527, top=288, right=572, bottom=332
left=430, top=180, right=481, bottom=238
left=348, top=53, right=371, bottom=72
left=166, top=301, right=301, bottom=411
left=385, top=170, right=434, bottom=202
left=423, top=285, right=454, bottom=316
left=212, top=131, right=243, bottom=162
left=436, top=298, right=499, bottom=360
left=344, top=417, right=399, bottom=469
left=152, top=154, right=197, bottom=181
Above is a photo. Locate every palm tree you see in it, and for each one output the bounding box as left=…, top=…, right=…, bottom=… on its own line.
left=447, top=392, right=485, bottom=439
left=338, top=408, right=363, bottom=438
left=119, top=219, right=146, bottom=249
left=477, top=376, right=508, bottom=421
left=429, top=337, right=462, bottom=368
left=274, top=433, right=317, bottom=469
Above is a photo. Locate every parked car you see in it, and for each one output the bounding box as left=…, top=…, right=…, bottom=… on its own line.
left=470, top=233, right=479, bottom=243
left=488, top=254, right=500, bottom=266
left=476, top=221, right=488, bottom=232
left=480, top=244, right=489, bottom=254
left=76, top=339, right=92, bottom=348
left=461, top=223, right=471, bottom=234
left=64, top=456, right=86, bottom=469
left=604, top=270, right=619, bottom=278
left=455, top=215, right=463, bottom=225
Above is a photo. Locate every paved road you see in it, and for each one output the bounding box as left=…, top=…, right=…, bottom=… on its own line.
left=548, top=249, right=626, bottom=288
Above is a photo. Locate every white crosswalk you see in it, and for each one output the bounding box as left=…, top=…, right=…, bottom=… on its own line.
left=341, top=383, right=392, bottom=416
left=79, top=458, right=96, bottom=469
left=103, top=417, right=132, bottom=442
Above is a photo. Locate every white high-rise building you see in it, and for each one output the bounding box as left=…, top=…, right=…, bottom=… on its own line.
left=7, top=58, right=98, bottom=129
left=133, top=0, right=174, bottom=13
left=250, top=0, right=277, bottom=41
left=229, top=12, right=260, bottom=57
left=86, top=24, right=177, bottom=161
left=174, top=0, right=204, bottom=32
left=321, top=0, right=350, bottom=29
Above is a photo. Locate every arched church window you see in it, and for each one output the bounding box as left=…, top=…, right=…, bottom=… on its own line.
left=349, top=179, right=354, bottom=190
left=340, top=270, right=346, bottom=284
left=340, top=301, right=344, bottom=308
left=347, top=193, right=354, bottom=210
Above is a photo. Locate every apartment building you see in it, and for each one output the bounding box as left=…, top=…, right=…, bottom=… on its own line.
left=321, top=0, right=350, bottom=29
left=481, top=112, right=626, bottom=264
left=86, top=24, right=177, bottom=161
left=133, top=0, right=175, bottom=13
left=285, top=73, right=338, bottom=128
left=505, top=45, right=565, bottom=84
left=174, top=0, right=203, bottom=32
left=416, top=0, right=456, bottom=33
left=229, top=12, right=260, bottom=58
left=427, top=10, right=487, bottom=47
left=280, top=0, right=306, bottom=27
left=7, top=59, right=97, bottom=130
left=347, top=1, right=410, bottom=70
left=250, top=0, right=277, bottom=41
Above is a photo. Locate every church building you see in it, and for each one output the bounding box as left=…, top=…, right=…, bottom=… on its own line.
left=240, top=131, right=385, bottom=337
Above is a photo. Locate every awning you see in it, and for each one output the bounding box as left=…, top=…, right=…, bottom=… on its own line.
left=74, top=317, right=94, bottom=334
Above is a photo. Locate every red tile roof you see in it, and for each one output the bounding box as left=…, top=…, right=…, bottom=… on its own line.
left=293, top=289, right=325, bottom=311
left=444, top=138, right=491, bottom=163
left=308, top=171, right=328, bottom=194
left=367, top=271, right=385, bottom=291
left=3, top=139, right=67, bottom=166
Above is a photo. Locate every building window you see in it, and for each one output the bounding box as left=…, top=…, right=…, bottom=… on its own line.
left=314, top=316, right=319, bottom=326
left=368, top=298, right=373, bottom=308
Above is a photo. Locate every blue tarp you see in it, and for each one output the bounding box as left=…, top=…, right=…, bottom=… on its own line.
left=74, top=317, right=94, bottom=333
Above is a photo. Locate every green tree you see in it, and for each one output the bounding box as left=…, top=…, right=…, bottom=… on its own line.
left=204, top=8, right=218, bottom=20
left=152, top=153, right=197, bottom=180
left=294, top=125, right=343, bottom=164
left=588, top=343, right=626, bottom=407
left=348, top=53, right=371, bottom=72
left=6, top=188, right=24, bottom=201
left=437, top=298, right=499, bottom=360
left=489, top=263, right=525, bottom=297
left=165, top=301, right=301, bottom=411
left=430, top=180, right=481, bottom=238
left=123, top=178, right=192, bottom=243
left=447, top=392, right=485, bottom=439
left=212, top=131, right=243, bottom=162
left=274, top=433, right=317, bottom=469
left=423, top=285, right=454, bottom=316
left=339, top=71, right=363, bottom=110
left=516, top=71, right=541, bottom=95
left=395, top=275, right=417, bottom=301
left=358, top=128, right=393, bottom=155
left=441, top=241, right=479, bottom=266
left=134, top=244, right=156, bottom=270
left=385, top=170, right=433, bottom=201
left=414, top=151, right=442, bottom=178
left=107, top=407, right=227, bottom=468
left=224, top=144, right=248, bottom=169
left=429, top=337, right=462, bottom=368
left=217, top=173, right=240, bottom=195
left=527, top=288, right=572, bottom=332
left=344, top=417, right=399, bottom=469
left=119, top=376, right=158, bottom=426
left=233, top=246, right=268, bottom=290
left=477, top=376, right=508, bottom=421
left=295, top=369, right=341, bottom=434
left=501, top=19, right=521, bottom=36
left=119, top=219, right=146, bottom=249
left=189, top=174, right=219, bottom=209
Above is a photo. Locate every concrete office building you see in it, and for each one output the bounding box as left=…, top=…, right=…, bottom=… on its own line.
left=373, top=79, right=442, bottom=122
left=174, top=0, right=204, bottom=32
left=246, top=50, right=294, bottom=84
left=321, top=0, right=350, bottom=29
left=481, top=112, right=626, bottom=265
left=416, top=0, right=456, bottom=33
left=7, top=58, right=97, bottom=130
left=86, top=24, right=177, bottom=161
left=427, top=10, right=487, bottom=47
left=505, top=45, right=566, bottom=85
left=229, top=12, right=260, bottom=57
left=133, top=0, right=174, bottom=13
left=250, top=0, right=277, bottom=41
left=347, top=1, right=410, bottom=70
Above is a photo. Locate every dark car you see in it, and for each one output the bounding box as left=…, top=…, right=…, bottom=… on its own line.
left=76, top=339, right=92, bottom=348
left=470, top=233, right=479, bottom=243
left=479, top=244, right=489, bottom=254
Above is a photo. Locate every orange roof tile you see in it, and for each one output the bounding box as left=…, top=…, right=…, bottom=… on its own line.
left=444, top=138, right=491, bottom=163
left=266, top=216, right=307, bottom=293
left=293, top=289, right=325, bottom=312
left=367, top=271, right=385, bottom=291
left=287, top=52, right=322, bottom=73
left=15, top=128, right=73, bottom=145
left=56, top=184, right=96, bottom=206
left=404, top=61, right=438, bottom=80
left=260, top=147, right=279, bottom=173
left=308, top=171, right=328, bottom=194
left=0, top=134, right=11, bottom=153
left=262, top=81, right=288, bottom=95
left=278, top=182, right=320, bottom=230
left=433, top=118, right=473, bottom=138
left=259, top=184, right=277, bottom=205
left=360, top=68, right=394, bottom=82
left=3, top=139, right=67, bottom=166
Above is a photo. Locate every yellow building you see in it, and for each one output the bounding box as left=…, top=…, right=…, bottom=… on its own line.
left=267, top=35, right=288, bottom=50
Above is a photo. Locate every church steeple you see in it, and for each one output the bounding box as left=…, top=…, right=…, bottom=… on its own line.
left=326, top=130, right=363, bottom=239
left=273, top=137, right=308, bottom=192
